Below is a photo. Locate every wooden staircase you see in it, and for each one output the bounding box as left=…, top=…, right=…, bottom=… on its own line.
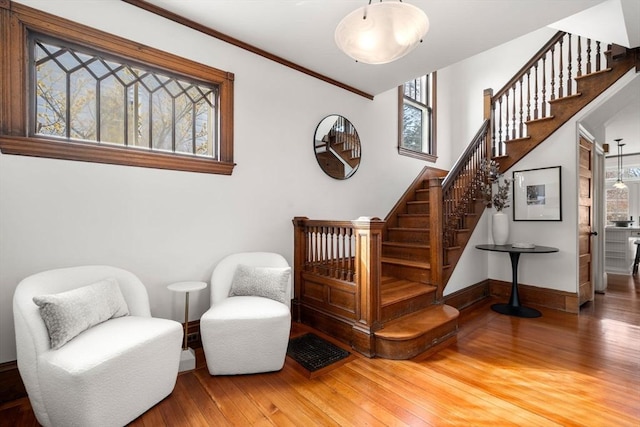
left=329, top=132, right=361, bottom=169
left=293, top=34, right=639, bottom=360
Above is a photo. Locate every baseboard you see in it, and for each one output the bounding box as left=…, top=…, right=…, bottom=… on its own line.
left=184, top=320, right=202, bottom=349
left=443, top=280, right=490, bottom=310
left=489, top=280, right=580, bottom=313
left=0, top=361, right=26, bottom=405
left=444, top=279, right=579, bottom=314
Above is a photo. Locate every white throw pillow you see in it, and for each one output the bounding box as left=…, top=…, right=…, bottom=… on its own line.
left=33, top=277, right=130, bottom=349
left=228, top=264, right=291, bottom=305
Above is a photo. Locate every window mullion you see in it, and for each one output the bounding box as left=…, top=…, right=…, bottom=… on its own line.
left=64, top=71, right=70, bottom=139
left=171, top=97, right=176, bottom=153
left=96, top=78, right=101, bottom=142
left=191, top=103, right=196, bottom=155
left=123, top=84, right=128, bottom=146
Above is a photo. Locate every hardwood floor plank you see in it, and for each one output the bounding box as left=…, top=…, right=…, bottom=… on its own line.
left=275, top=362, right=389, bottom=427
left=318, top=372, right=413, bottom=427
left=229, top=372, right=306, bottom=427
left=347, top=357, right=557, bottom=426
left=192, top=369, right=258, bottom=425
left=324, top=368, right=427, bottom=426
left=177, top=372, right=234, bottom=426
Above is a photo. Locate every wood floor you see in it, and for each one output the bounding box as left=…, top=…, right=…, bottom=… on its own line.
left=2, top=275, right=638, bottom=426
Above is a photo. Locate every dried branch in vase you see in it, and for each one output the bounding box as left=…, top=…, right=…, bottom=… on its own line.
left=480, top=159, right=512, bottom=212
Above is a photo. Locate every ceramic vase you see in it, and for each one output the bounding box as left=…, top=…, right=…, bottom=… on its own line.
left=492, top=211, right=509, bottom=245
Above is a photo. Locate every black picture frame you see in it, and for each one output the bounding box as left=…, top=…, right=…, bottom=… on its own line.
left=513, top=166, right=562, bottom=221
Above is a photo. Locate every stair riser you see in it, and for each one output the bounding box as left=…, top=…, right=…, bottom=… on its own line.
left=381, top=293, right=435, bottom=323
left=397, top=215, right=430, bottom=228
left=382, top=263, right=430, bottom=283
left=382, top=245, right=429, bottom=261
left=375, top=320, right=458, bottom=360
left=387, top=229, right=429, bottom=244
left=406, top=203, right=429, bottom=214
left=414, top=189, right=430, bottom=201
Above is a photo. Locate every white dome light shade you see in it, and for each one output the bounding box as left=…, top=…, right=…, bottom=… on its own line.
left=335, top=1, right=429, bottom=65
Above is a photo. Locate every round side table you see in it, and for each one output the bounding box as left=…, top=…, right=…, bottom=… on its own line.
left=167, top=281, right=207, bottom=372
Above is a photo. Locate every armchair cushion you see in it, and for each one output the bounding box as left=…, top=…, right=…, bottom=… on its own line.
left=33, top=277, right=129, bottom=349
left=228, top=264, right=291, bottom=305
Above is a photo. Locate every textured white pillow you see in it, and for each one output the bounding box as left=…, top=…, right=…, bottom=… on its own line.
left=228, top=264, right=291, bottom=305
left=33, top=277, right=130, bottom=349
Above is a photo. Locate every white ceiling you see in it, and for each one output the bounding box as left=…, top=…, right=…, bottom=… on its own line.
left=143, top=0, right=639, bottom=97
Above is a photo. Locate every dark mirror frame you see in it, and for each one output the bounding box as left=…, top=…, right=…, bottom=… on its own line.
left=314, top=115, right=361, bottom=180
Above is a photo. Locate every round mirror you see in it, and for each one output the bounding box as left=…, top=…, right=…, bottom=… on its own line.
left=314, top=115, right=361, bottom=180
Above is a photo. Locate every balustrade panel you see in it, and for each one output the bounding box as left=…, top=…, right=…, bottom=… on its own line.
left=491, top=32, right=606, bottom=155
left=301, top=221, right=357, bottom=282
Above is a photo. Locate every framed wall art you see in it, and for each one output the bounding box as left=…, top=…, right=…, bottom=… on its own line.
left=512, top=166, right=562, bottom=221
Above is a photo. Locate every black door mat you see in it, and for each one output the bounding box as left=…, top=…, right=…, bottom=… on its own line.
left=287, top=333, right=350, bottom=372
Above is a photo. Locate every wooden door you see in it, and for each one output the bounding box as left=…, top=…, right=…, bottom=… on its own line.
left=578, top=136, right=595, bottom=305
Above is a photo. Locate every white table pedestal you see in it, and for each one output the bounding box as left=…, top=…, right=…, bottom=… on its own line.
left=167, top=281, right=208, bottom=372
left=179, top=348, right=196, bottom=371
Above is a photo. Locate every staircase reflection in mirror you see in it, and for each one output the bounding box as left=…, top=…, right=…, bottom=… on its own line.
left=314, top=115, right=361, bottom=180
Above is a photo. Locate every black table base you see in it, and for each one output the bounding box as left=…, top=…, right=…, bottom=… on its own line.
left=491, top=303, right=541, bottom=318
left=476, top=244, right=559, bottom=319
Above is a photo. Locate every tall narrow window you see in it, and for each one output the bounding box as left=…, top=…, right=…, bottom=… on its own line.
left=398, top=72, right=437, bottom=162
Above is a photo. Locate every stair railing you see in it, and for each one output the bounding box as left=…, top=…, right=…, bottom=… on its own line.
left=438, top=119, right=490, bottom=253
left=328, top=116, right=361, bottom=163
left=490, top=31, right=606, bottom=158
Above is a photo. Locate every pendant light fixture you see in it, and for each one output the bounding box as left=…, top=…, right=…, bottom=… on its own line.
left=613, top=138, right=627, bottom=189
left=335, top=0, right=429, bottom=64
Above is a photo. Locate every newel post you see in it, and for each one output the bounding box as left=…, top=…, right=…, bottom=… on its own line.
left=429, top=178, right=445, bottom=300
left=351, top=216, right=384, bottom=357
left=484, top=88, right=494, bottom=159
left=291, top=216, right=308, bottom=323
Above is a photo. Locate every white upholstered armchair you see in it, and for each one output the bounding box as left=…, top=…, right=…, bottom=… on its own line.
left=200, top=252, right=292, bottom=375
left=13, top=265, right=183, bottom=427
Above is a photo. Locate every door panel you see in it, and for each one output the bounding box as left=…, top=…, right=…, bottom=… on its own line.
left=578, top=136, right=594, bottom=305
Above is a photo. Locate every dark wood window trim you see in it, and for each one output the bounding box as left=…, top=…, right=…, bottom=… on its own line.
left=0, top=1, right=235, bottom=175
left=397, top=72, right=437, bottom=163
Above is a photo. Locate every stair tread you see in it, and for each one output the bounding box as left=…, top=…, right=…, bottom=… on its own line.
left=383, top=241, right=428, bottom=248
left=376, top=305, right=459, bottom=340
left=397, top=213, right=429, bottom=217
left=388, top=227, right=428, bottom=231
left=380, top=276, right=436, bottom=307
left=381, top=257, right=430, bottom=268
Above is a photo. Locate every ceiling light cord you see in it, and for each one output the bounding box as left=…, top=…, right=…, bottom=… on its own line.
left=614, top=138, right=627, bottom=190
